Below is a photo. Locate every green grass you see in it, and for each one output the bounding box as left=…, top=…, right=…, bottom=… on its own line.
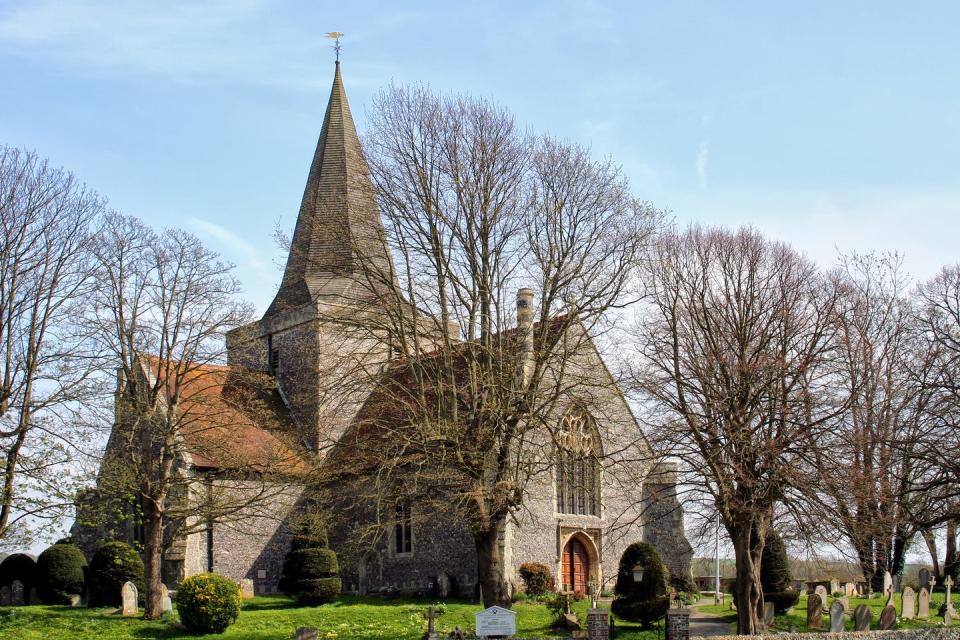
left=694, top=592, right=960, bottom=633
left=0, top=594, right=661, bottom=640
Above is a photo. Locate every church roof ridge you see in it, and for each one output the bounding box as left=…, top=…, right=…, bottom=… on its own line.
left=265, top=61, right=394, bottom=317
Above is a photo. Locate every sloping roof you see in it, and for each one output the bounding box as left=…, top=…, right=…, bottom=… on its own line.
left=139, top=357, right=310, bottom=476
left=266, top=61, right=394, bottom=316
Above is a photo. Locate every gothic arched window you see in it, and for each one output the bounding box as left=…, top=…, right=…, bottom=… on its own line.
left=556, top=411, right=600, bottom=516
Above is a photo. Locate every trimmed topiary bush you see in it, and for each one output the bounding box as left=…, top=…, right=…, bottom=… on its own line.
left=761, top=530, right=799, bottom=614
left=37, top=544, right=87, bottom=604
left=611, top=542, right=670, bottom=628
left=279, top=516, right=340, bottom=605
left=175, top=573, right=241, bottom=634
left=518, top=562, right=553, bottom=597
left=87, top=541, right=144, bottom=607
left=0, top=553, right=37, bottom=592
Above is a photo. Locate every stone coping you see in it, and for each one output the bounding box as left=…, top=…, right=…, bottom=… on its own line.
left=691, top=630, right=959, bottom=640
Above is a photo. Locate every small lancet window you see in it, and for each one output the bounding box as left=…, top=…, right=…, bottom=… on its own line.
left=394, top=499, right=413, bottom=555
left=556, top=411, right=600, bottom=516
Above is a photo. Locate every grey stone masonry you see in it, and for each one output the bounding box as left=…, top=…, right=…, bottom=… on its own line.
left=692, top=632, right=958, bottom=640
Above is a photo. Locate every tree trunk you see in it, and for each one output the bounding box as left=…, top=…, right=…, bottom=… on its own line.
left=731, top=525, right=764, bottom=635
left=475, top=523, right=509, bottom=609
left=142, top=506, right=164, bottom=620
left=945, top=520, right=959, bottom=583
left=922, top=528, right=941, bottom=580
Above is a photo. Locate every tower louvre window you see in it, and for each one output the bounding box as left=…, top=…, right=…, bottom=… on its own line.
left=267, top=334, right=279, bottom=374
left=556, top=411, right=601, bottom=516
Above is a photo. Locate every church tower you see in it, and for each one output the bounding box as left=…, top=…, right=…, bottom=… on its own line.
left=227, top=62, right=396, bottom=452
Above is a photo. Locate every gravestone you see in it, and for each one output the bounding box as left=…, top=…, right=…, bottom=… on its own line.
left=918, top=587, right=930, bottom=619
left=878, top=604, right=897, bottom=630
left=586, top=608, right=610, bottom=640
left=945, top=608, right=953, bottom=627
left=901, top=586, right=916, bottom=619
left=475, top=605, right=516, bottom=638
left=10, top=580, right=24, bottom=605
left=815, top=585, right=829, bottom=611
left=885, top=588, right=895, bottom=608
left=160, top=584, right=172, bottom=614
left=844, top=581, right=857, bottom=597
left=830, top=578, right=841, bottom=595
left=807, top=593, right=823, bottom=629
left=0, top=586, right=10, bottom=605
left=854, top=604, right=871, bottom=631
left=69, top=593, right=81, bottom=607
left=883, top=571, right=893, bottom=596
left=666, top=609, right=691, bottom=640
left=919, top=568, right=931, bottom=589
left=295, top=628, right=319, bottom=640
left=840, top=595, right=850, bottom=612
left=763, top=602, right=775, bottom=628
left=240, top=578, right=254, bottom=599
left=121, top=581, right=138, bottom=616
left=946, top=576, right=956, bottom=614
left=829, top=600, right=845, bottom=632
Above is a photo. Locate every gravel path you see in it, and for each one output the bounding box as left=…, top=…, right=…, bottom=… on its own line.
left=689, top=599, right=736, bottom=637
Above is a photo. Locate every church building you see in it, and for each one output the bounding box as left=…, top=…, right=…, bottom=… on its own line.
left=81, top=62, right=692, bottom=599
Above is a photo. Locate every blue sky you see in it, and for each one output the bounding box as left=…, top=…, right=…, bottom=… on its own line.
left=1, top=0, right=958, bottom=314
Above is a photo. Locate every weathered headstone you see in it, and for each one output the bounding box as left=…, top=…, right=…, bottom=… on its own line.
left=10, top=580, right=24, bottom=605
left=918, top=568, right=931, bottom=589
left=815, top=585, right=829, bottom=611
left=844, top=581, right=856, bottom=597
left=945, top=608, right=953, bottom=627
left=854, top=604, right=871, bottom=631
left=160, top=584, right=172, bottom=614
left=240, top=578, right=254, bottom=599
left=901, top=586, right=916, bottom=619
left=763, top=602, right=775, bottom=628
left=883, top=570, right=893, bottom=597
left=919, top=586, right=930, bottom=619
left=475, top=605, right=517, bottom=638
left=0, top=585, right=10, bottom=605
left=120, top=581, right=138, bottom=616
left=879, top=604, right=897, bottom=630
left=69, top=593, right=81, bottom=607
left=666, top=608, right=691, bottom=640
left=829, top=600, right=845, bottom=632
left=840, top=595, right=850, bottom=612
left=586, top=608, right=610, bottom=640
left=295, top=628, right=319, bottom=640
left=830, top=578, right=841, bottom=595
left=807, top=593, right=823, bottom=629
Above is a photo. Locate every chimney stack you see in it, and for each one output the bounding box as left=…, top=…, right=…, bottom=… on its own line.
left=516, top=288, right=535, bottom=387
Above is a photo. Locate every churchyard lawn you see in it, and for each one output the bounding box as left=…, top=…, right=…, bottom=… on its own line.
left=0, top=595, right=661, bottom=640
left=696, top=591, right=960, bottom=633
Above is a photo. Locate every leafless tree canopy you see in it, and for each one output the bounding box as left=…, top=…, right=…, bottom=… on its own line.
left=0, top=147, right=103, bottom=549
left=631, top=226, right=838, bottom=633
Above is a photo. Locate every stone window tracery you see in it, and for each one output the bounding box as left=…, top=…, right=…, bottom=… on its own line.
left=394, top=499, right=413, bottom=555
left=556, top=411, right=600, bottom=516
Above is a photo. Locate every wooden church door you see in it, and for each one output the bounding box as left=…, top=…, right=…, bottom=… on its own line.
left=561, top=538, right=590, bottom=595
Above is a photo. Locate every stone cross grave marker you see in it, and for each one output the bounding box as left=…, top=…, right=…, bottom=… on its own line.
left=10, top=580, right=24, bottom=605
left=883, top=570, right=893, bottom=597
left=829, top=600, right=845, bottom=632
left=945, top=608, right=953, bottom=627
left=878, top=604, right=896, bottom=630
left=918, top=587, right=930, bottom=619
left=946, top=576, right=955, bottom=614
left=807, top=593, right=823, bottom=629
left=919, top=568, right=930, bottom=589
left=853, top=603, right=871, bottom=631
left=814, top=585, right=829, bottom=611
left=476, top=605, right=516, bottom=638
left=928, top=574, right=937, bottom=595
left=0, top=585, right=10, bottom=605
left=901, top=586, right=916, bottom=619
left=121, top=581, right=138, bottom=616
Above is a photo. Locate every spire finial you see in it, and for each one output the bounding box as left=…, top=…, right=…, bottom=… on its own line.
left=325, top=31, right=344, bottom=63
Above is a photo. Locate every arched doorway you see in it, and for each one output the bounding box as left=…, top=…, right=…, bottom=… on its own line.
left=561, top=537, right=591, bottom=595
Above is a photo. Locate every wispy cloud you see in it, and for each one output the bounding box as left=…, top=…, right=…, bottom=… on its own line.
left=695, top=141, right=709, bottom=190
left=188, top=217, right=267, bottom=273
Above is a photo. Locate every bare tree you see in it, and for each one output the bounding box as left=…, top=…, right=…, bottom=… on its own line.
left=630, top=226, right=838, bottom=634
left=812, top=253, right=929, bottom=591
left=0, top=147, right=103, bottom=548
left=85, top=213, right=302, bottom=618
left=314, top=85, right=660, bottom=607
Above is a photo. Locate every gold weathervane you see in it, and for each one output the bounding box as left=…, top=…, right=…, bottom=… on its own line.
left=325, top=31, right=344, bottom=62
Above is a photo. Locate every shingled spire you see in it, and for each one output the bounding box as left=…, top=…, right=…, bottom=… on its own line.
left=265, top=61, right=393, bottom=317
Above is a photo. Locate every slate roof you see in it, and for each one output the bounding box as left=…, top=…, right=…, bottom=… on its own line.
left=266, top=61, right=394, bottom=316
left=139, top=357, right=310, bottom=476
